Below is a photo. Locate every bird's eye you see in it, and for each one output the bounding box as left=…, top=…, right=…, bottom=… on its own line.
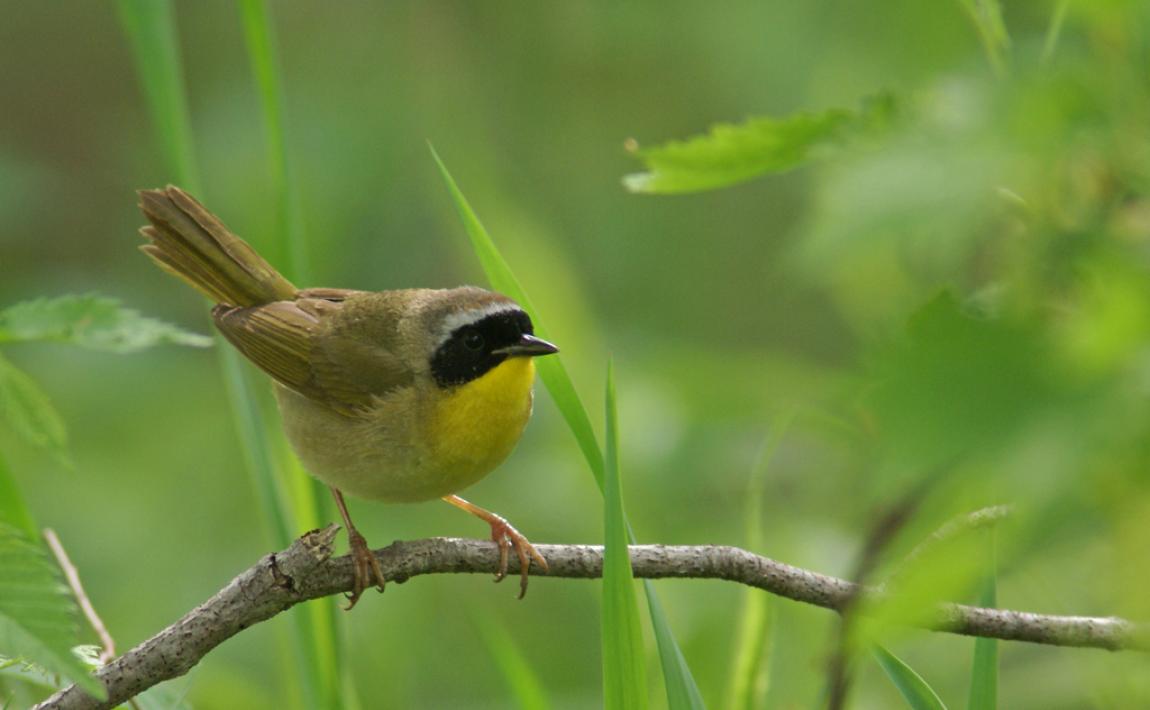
left=463, top=331, right=485, bottom=351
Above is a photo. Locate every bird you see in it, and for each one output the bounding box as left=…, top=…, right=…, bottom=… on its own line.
left=136, top=185, right=558, bottom=607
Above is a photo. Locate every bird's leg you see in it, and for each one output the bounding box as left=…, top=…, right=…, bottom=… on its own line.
left=330, top=486, right=386, bottom=610
left=442, top=494, right=548, bottom=598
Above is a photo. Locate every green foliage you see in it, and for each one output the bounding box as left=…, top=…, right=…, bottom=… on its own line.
left=430, top=144, right=606, bottom=487
left=0, top=455, right=37, bottom=541
left=433, top=148, right=706, bottom=708
left=0, top=525, right=103, bottom=699
left=957, top=0, right=1010, bottom=74
left=0, top=354, right=68, bottom=462
left=473, top=613, right=551, bottom=710
left=116, top=2, right=339, bottom=708
left=0, top=295, right=212, bottom=352
left=602, top=362, right=648, bottom=710
left=115, top=0, right=200, bottom=194
left=873, top=645, right=948, bottom=710
left=725, top=423, right=789, bottom=710
left=623, top=94, right=895, bottom=194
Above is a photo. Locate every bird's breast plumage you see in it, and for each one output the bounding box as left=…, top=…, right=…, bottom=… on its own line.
left=275, top=356, right=536, bottom=503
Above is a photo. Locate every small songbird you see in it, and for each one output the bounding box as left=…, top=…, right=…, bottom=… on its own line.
left=137, top=186, right=557, bottom=607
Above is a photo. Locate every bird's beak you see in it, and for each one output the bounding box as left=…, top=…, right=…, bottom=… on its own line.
left=495, top=334, right=560, bottom=357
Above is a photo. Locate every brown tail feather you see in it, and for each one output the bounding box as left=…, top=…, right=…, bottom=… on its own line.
left=137, top=186, right=297, bottom=307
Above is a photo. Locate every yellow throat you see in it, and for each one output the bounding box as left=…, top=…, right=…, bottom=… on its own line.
left=429, top=356, right=537, bottom=485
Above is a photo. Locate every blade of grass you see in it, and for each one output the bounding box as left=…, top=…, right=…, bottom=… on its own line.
left=235, top=2, right=345, bottom=707
left=966, top=530, right=997, bottom=710
left=1042, top=0, right=1070, bottom=63
left=873, top=645, right=948, bottom=710
left=116, top=3, right=328, bottom=707
left=236, top=0, right=308, bottom=283
left=115, top=0, right=200, bottom=195
left=956, top=0, right=1011, bottom=77
left=603, top=362, right=648, bottom=710
left=431, top=146, right=706, bottom=708
left=473, top=612, right=551, bottom=710
left=725, top=419, right=791, bottom=709
left=428, top=144, right=605, bottom=487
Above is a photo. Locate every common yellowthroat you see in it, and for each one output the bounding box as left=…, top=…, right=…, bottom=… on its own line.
left=136, top=186, right=557, bottom=607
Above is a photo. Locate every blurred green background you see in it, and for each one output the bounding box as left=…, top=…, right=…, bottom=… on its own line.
left=3, top=1, right=1150, bottom=708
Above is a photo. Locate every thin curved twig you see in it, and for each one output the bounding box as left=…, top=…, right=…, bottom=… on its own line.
left=33, top=526, right=1150, bottom=709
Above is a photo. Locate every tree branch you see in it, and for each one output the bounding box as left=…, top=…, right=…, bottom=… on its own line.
left=34, top=525, right=1150, bottom=709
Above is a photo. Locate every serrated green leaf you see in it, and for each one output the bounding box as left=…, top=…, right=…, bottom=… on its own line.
left=873, top=645, right=948, bottom=710
left=623, top=94, right=895, bottom=194
left=0, top=525, right=104, bottom=699
left=0, top=454, right=37, bottom=541
left=0, top=353, right=68, bottom=461
left=967, top=531, right=997, bottom=710
left=602, top=363, right=647, bottom=710
left=0, top=295, right=212, bottom=353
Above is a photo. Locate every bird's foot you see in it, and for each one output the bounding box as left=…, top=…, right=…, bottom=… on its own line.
left=344, top=529, right=386, bottom=610
left=486, top=514, right=549, bottom=599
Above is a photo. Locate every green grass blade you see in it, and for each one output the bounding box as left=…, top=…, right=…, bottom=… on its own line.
left=473, top=613, right=552, bottom=710
left=236, top=0, right=308, bottom=283
left=873, top=645, right=948, bottom=710
left=428, top=144, right=605, bottom=487
left=116, top=3, right=329, bottom=707
left=966, top=531, right=997, bottom=710
left=725, top=420, right=791, bottom=709
left=1042, top=0, right=1070, bottom=63
left=642, top=581, right=704, bottom=709
left=602, top=362, right=648, bottom=710
left=115, top=0, right=200, bottom=194
left=432, top=146, right=704, bottom=708
left=0, top=524, right=104, bottom=699
left=956, top=0, right=1011, bottom=76
left=235, top=2, right=343, bottom=707
left=0, top=454, right=37, bottom=543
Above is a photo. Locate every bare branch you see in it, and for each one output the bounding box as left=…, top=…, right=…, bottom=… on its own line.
left=43, top=529, right=118, bottom=664
left=33, top=526, right=1150, bottom=710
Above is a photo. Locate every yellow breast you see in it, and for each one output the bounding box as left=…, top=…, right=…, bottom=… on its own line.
left=427, top=356, right=537, bottom=489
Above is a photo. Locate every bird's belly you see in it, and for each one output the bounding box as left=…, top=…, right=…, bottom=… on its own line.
left=274, top=358, right=535, bottom=503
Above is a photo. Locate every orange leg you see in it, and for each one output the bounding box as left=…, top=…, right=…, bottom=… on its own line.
left=442, top=495, right=549, bottom=598
left=331, top=487, right=386, bottom=610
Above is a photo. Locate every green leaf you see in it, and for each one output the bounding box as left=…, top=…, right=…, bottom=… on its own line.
left=0, top=453, right=37, bottom=541
left=967, top=532, right=997, bottom=710
left=725, top=421, right=790, bottom=710
left=432, top=147, right=706, bottom=708
left=0, top=353, right=68, bottom=461
left=429, top=144, right=606, bottom=488
left=118, top=2, right=340, bottom=707
left=473, top=613, right=551, bottom=710
left=237, top=0, right=308, bottom=283
left=602, top=363, right=647, bottom=710
left=0, top=295, right=212, bottom=352
left=623, top=94, right=895, bottom=194
left=957, top=0, right=1010, bottom=76
left=873, top=645, right=948, bottom=710
left=0, top=525, right=104, bottom=699
left=642, top=581, right=705, bottom=710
